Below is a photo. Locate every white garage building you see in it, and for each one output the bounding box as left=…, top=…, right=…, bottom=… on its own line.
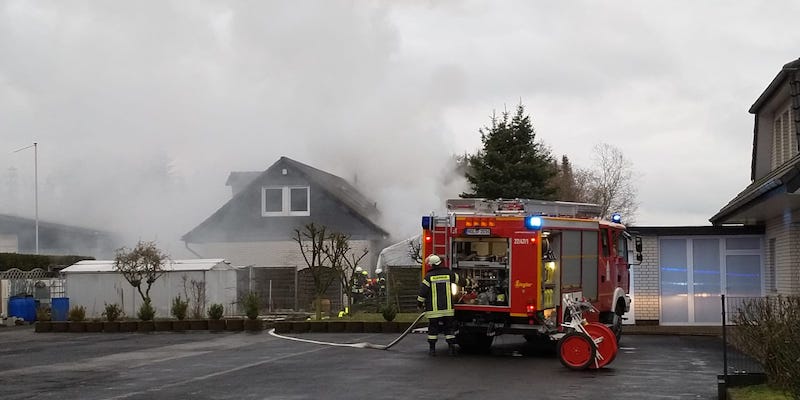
left=62, top=259, right=238, bottom=319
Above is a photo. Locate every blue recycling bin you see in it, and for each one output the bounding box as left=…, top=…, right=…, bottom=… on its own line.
left=8, top=296, right=36, bottom=322
left=51, top=297, right=70, bottom=322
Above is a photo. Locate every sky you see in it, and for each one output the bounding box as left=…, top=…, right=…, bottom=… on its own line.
left=1, top=1, right=799, bottom=257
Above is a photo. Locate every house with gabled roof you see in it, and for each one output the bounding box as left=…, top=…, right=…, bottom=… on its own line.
left=711, top=57, right=800, bottom=296
left=182, top=156, right=390, bottom=273
left=0, top=214, right=118, bottom=258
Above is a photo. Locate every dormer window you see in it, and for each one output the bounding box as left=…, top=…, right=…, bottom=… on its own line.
left=262, top=186, right=310, bottom=216
left=772, top=107, right=796, bottom=169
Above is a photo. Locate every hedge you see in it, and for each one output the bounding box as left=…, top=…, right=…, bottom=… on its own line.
left=0, top=253, right=94, bottom=271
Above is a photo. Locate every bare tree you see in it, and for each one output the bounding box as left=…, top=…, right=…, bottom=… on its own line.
left=113, top=241, right=170, bottom=304
left=580, top=143, right=638, bottom=222
left=293, top=223, right=338, bottom=320
left=323, top=232, right=369, bottom=311
left=407, top=236, right=423, bottom=265
left=182, top=275, right=207, bottom=319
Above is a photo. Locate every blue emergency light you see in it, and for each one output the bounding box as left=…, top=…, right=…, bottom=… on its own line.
left=421, top=216, right=432, bottom=229
left=611, top=213, right=622, bottom=223
left=524, top=216, right=543, bottom=230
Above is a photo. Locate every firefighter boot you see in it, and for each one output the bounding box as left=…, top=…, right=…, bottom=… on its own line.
left=428, top=340, right=436, bottom=356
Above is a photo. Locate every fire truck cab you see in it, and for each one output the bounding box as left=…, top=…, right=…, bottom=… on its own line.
left=421, top=198, right=642, bottom=353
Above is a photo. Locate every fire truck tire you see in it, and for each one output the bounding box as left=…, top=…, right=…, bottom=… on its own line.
left=456, top=332, right=493, bottom=354
left=558, top=332, right=596, bottom=370
left=584, top=322, right=618, bottom=369
left=611, top=313, right=623, bottom=344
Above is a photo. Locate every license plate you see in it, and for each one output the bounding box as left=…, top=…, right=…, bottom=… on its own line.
left=464, top=228, right=491, bottom=236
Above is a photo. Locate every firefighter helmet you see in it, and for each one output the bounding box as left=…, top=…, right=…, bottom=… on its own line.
left=426, top=254, right=442, bottom=267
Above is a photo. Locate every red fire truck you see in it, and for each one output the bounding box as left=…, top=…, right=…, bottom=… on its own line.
left=420, top=198, right=642, bottom=367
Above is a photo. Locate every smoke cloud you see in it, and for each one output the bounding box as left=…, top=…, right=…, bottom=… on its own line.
left=2, top=1, right=800, bottom=258
left=0, top=1, right=470, bottom=256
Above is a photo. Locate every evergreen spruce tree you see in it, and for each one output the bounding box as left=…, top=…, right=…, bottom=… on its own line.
left=462, top=104, right=557, bottom=200
left=553, top=155, right=581, bottom=202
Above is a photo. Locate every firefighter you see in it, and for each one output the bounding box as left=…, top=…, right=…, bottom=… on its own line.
left=417, top=254, right=460, bottom=356
left=351, top=267, right=366, bottom=304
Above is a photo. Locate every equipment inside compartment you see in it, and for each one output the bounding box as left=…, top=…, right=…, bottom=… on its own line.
left=452, top=238, right=509, bottom=306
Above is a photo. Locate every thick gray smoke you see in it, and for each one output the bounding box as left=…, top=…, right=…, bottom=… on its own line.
left=3, top=1, right=800, bottom=258
left=0, top=1, right=473, bottom=256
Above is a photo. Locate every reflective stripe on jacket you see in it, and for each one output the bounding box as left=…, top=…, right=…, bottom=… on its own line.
left=418, top=267, right=459, bottom=318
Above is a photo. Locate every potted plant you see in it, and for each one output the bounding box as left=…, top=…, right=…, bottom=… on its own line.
left=380, top=303, right=399, bottom=333
left=102, top=303, right=122, bottom=333
left=243, top=292, right=262, bottom=331
left=68, top=305, right=87, bottom=333
left=137, top=300, right=155, bottom=332
left=171, top=296, right=189, bottom=331
left=207, top=303, right=225, bottom=332
left=35, top=306, right=52, bottom=333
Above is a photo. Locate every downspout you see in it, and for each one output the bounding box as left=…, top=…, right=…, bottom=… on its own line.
left=184, top=241, right=203, bottom=258
left=790, top=69, right=800, bottom=155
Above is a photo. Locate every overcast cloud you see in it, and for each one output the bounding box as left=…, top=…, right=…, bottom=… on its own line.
left=1, top=1, right=799, bottom=256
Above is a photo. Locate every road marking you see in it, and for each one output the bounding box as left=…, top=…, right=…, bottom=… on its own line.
left=102, top=345, right=331, bottom=400
left=1, top=333, right=278, bottom=376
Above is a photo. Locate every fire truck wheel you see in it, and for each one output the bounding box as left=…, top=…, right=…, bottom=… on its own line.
left=584, top=322, right=618, bottom=369
left=611, top=313, right=623, bottom=344
left=558, top=332, right=596, bottom=370
left=456, top=332, right=493, bottom=354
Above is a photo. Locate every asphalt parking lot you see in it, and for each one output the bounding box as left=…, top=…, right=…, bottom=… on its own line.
left=0, top=327, right=722, bottom=400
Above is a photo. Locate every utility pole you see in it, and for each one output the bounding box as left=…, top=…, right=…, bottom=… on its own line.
left=13, top=142, right=38, bottom=254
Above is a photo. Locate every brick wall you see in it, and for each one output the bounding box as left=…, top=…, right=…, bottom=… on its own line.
left=633, top=235, right=660, bottom=322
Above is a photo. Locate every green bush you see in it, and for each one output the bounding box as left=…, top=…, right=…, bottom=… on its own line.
left=102, top=303, right=122, bottom=322
left=137, top=300, right=155, bottom=321
left=243, top=292, right=260, bottom=320
left=207, top=303, right=224, bottom=320
left=381, top=303, right=398, bottom=322
left=171, top=296, right=188, bottom=320
left=68, top=305, right=86, bottom=322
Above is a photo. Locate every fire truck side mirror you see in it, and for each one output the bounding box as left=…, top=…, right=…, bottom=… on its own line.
left=634, top=236, right=643, bottom=263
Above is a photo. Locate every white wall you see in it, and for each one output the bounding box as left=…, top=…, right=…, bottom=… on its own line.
left=0, top=234, right=18, bottom=253
left=66, top=270, right=239, bottom=319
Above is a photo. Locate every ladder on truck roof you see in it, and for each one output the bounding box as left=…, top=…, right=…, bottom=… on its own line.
left=446, top=198, right=602, bottom=219
left=426, top=215, right=452, bottom=267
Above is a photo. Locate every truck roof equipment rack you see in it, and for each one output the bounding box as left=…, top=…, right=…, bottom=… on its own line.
left=445, top=198, right=602, bottom=219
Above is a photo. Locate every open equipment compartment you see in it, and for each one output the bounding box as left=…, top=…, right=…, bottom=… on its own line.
left=451, top=237, right=510, bottom=306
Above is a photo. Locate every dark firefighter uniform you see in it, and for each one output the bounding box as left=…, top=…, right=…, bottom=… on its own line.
left=418, top=254, right=460, bottom=356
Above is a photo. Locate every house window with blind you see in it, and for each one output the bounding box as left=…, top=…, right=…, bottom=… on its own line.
left=262, top=186, right=310, bottom=216
left=772, top=107, right=797, bottom=169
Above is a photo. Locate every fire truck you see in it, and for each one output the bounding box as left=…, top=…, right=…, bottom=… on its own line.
left=420, top=198, right=642, bottom=368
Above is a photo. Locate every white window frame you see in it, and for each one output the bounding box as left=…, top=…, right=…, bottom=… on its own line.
left=772, top=106, right=795, bottom=169
left=261, top=186, right=310, bottom=217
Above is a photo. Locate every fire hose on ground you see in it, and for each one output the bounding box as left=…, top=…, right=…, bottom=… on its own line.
left=267, top=312, right=427, bottom=350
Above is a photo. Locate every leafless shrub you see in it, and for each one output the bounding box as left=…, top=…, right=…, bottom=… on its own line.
left=729, top=296, right=800, bottom=396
